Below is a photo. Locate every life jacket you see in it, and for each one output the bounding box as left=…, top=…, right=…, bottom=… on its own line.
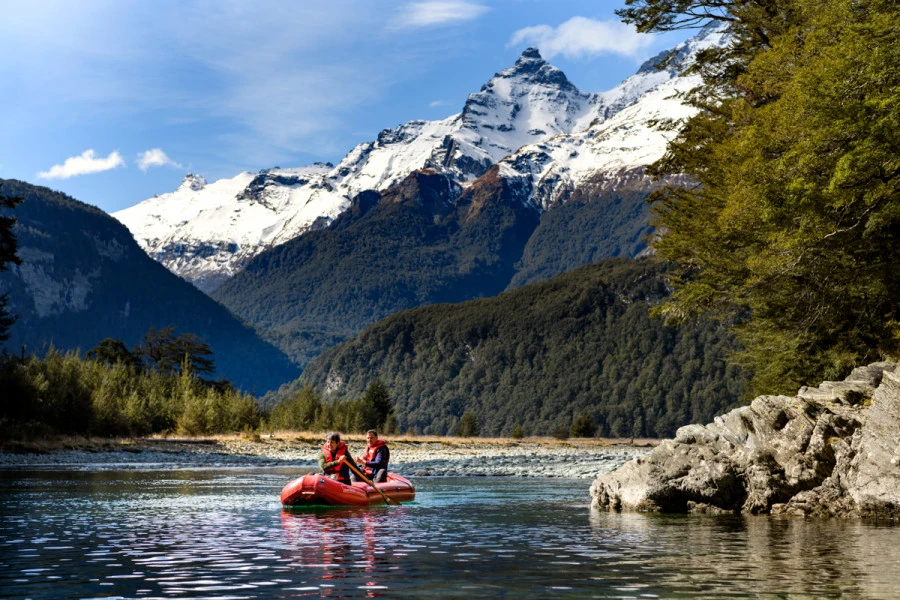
left=322, top=441, right=350, bottom=482
left=362, top=439, right=389, bottom=476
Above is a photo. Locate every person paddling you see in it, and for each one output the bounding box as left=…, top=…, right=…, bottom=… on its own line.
left=319, top=432, right=360, bottom=485
left=353, top=429, right=390, bottom=483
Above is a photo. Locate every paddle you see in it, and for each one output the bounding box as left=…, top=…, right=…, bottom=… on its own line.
left=343, top=457, right=401, bottom=506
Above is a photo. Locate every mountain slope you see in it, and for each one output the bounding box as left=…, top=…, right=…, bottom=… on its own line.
left=296, top=258, right=747, bottom=437
left=0, top=179, right=299, bottom=393
left=211, top=168, right=540, bottom=365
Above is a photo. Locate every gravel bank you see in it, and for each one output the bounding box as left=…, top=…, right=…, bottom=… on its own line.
left=0, top=436, right=652, bottom=479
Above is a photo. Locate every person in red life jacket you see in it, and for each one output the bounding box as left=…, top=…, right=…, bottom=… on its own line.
left=353, top=429, right=390, bottom=483
left=319, top=432, right=359, bottom=485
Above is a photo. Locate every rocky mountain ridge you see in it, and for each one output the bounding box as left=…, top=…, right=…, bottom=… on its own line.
left=114, top=27, right=726, bottom=293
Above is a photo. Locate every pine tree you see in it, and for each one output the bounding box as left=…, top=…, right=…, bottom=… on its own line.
left=137, top=325, right=216, bottom=376
left=87, top=338, right=141, bottom=369
left=356, top=378, right=393, bottom=432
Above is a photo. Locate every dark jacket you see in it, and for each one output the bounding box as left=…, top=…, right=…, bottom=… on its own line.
left=362, top=439, right=390, bottom=476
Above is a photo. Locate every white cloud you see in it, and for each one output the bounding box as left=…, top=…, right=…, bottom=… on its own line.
left=137, top=148, right=182, bottom=171
left=429, top=100, right=449, bottom=108
left=509, top=17, right=655, bottom=59
left=394, top=1, right=489, bottom=29
left=37, top=149, right=125, bottom=179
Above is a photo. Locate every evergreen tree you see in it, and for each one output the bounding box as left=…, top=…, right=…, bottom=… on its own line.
left=570, top=411, right=597, bottom=438
left=356, top=378, right=393, bottom=432
left=87, top=338, right=141, bottom=369
left=137, top=325, right=216, bottom=376
left=454, top=411, right=479, bottom=437
left=0, top=185, right=22, bottom=344
left=621, top=0, right=900, bottom=393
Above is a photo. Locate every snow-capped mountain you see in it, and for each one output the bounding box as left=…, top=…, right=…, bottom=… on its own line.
left=115, top=28, right=725, bottom=293
left=499, top=26, right=726, bottom=210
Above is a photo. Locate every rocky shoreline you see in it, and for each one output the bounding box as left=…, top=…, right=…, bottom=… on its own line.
left=591, top=362, right=900, bottom=518
left=0, top=436, right=652, bottom=479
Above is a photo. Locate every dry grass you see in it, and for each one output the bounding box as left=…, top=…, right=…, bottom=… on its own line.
left=0, top=430, right=660, bottom=454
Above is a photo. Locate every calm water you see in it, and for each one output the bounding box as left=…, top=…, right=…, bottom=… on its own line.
left=1, top=467, right=900, bottom=599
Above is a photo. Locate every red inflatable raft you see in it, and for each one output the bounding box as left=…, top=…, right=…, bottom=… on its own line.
left=280, top=473, right=415, bottom=507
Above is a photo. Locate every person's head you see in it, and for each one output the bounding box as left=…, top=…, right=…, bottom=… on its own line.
left=325, top=432, right=341, bottom=452
left=366, top=429, right=378, bottom=445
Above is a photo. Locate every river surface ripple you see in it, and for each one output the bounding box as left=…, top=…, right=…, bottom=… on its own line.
left=1, top=467, right=899, bottom=599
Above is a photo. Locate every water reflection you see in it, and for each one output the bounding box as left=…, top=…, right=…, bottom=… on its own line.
left=1, top=469, right=899, bottom=599
left=588, top=509, right=900, bottom=598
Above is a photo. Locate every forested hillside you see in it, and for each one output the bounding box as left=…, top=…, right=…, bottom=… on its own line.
left=212, top=169, right=540, bottom=365
left=214, top=166, right=663, bottom=367
left=508, top=171, right=666, bottom=289
left=297, top=258, right=747, bottom=437
left=0, top=180, right=299, bottom=393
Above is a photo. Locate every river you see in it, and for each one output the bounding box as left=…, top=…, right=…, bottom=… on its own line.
left=1, top=467, right=899, bottom=598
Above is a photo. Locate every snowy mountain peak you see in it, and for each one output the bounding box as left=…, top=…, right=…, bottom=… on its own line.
left=498, top=47, right=575, bottom=90
left=115, top=28, right=727, bottom=292
left=519, top=47, right=542, bottom=60
left=179, top=173, right=207, bottom=192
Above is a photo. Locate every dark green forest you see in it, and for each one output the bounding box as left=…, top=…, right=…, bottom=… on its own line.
left=294, top=258, right=747, bottom=437
left=508, top=171, right=665, bottom=289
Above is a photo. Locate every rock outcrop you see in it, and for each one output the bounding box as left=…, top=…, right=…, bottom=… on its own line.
left=590, top=362, right=900, bottom=518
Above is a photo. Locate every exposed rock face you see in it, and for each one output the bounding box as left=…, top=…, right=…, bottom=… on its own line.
left=590, top=362, right=900, bottom=518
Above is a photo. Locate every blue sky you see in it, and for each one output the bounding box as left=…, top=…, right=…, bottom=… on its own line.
left=0, top=1, right=691, bottom=214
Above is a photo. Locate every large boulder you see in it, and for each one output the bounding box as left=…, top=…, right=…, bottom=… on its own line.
left=590, top=362, right=900, bottom=517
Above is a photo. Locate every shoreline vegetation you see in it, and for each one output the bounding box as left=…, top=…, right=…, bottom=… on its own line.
left=0, top=433, right=657, bottom=479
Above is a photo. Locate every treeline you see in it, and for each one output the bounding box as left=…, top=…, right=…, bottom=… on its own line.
left=0, top=331, right=400, bottom=439
left=266, top=379, right=397, bottom=435
left=0, top=348, right=260, bottom=437
left=296, top=258, right=749, bottom=438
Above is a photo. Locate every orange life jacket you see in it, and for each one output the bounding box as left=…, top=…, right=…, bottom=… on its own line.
left=322, top=442, right=350, bottom=482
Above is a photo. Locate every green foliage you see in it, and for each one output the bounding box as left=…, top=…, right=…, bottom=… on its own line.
left=355, top=378, right=393, bottom=432
left=136, top=325, right=215, bottom=376
left=265, top=377, right=396, bottom=435
left=267, top=384, right=324, bottom=431
left=510, top=425, right=524, bottom=439
left=570, top=411, right=597, bottom=438
left=0, top=347, right=260, bottom=437
left=454, top=411, right=479, bottom=437
left=86, top=338, right=141, bottom=369
left=632, top=0, right=900, bottom=394
left=299, top=258, right=747, bottom=437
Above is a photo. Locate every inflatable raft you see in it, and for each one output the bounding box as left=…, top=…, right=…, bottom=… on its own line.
left=280, top=473, right=415, bottom=507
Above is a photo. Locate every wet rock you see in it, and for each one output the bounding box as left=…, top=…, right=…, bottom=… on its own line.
left=591, top=362, right=900, bottom=517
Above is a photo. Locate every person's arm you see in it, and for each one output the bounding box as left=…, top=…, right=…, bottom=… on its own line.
left=366, top=447, right=388, bottom=470
left=320, top=454, right=344, bottom=471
